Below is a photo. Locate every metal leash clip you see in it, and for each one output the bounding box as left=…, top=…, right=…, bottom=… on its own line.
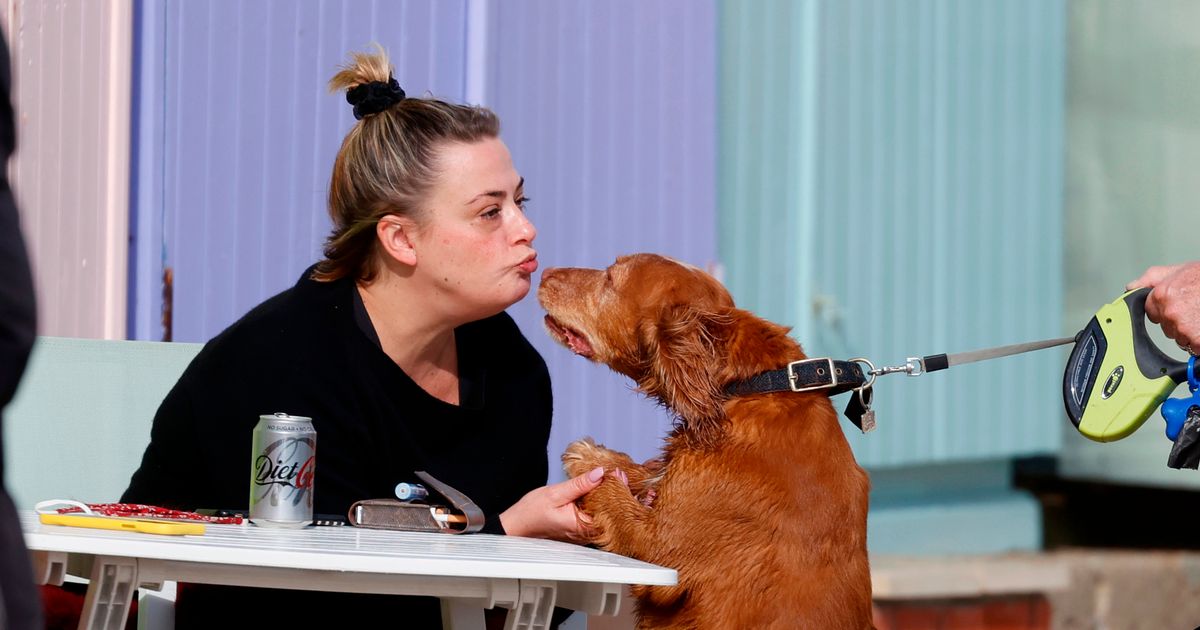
left=869, top=357, right=926, bottom=378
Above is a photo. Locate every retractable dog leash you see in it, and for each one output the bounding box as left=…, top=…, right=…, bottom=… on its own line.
left=829, top=288, right=1200, bottom=469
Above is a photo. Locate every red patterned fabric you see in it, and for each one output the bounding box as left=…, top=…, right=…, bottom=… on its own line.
left=53, top=503, right=242, bottom=525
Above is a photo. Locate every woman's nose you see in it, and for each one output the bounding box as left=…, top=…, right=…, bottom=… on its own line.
left=513, top=209, right=537, bottom=244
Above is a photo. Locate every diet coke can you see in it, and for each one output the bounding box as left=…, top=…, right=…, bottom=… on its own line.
left=249, top=412, right=316, bottom=527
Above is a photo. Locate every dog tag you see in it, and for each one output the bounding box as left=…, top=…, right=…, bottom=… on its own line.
left=859, top=408, right=877, bottom=433
left=843, top=386, right=876, bottom=433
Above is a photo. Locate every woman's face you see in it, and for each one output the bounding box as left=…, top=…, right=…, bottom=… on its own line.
left=411, top=137, right=538, bottom=320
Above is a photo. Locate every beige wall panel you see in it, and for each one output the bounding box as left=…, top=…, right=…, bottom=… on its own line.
left=2, top=0, right=131, bottom=339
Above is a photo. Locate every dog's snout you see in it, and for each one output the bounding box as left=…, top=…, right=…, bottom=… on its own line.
left=545, top=267, right=593, bottom=290
left=538, top=267, right=605, bottom=293
left=537, top=268, right=562, bottom=297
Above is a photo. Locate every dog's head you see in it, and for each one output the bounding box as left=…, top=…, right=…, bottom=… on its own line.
left=539, top=254, right=800, bottom=435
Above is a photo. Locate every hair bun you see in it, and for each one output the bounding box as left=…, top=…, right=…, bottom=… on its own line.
left=346, top=76, right=406, bottom=120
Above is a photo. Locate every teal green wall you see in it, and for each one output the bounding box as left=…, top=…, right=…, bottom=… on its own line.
left=719, top=0, right=820, bottom=343
left=6, top=338, right=203, bottom=511
left=719, top=0, right=1067, bottom=470
left=1059, top=0, right=1200, bottom=490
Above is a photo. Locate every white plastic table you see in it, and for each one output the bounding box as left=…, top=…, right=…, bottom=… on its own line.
left=21, top=511, right=675, bottom=630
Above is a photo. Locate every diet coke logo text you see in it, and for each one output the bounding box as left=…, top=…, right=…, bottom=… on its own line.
left=253, top=438, right=315, bottom=490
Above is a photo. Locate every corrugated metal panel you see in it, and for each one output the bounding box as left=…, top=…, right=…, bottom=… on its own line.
left=132, top=0, right=469, bottom=342
left=718, top=0, right=818, bottom=342
left=720, top=0, right=1066, bottom=467
left=6, top=0, right=132, bottom=339
left=485, top=0, right=718, bottom=469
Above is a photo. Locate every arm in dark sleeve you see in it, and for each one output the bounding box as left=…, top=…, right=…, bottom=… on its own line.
left=481, top=511, right=508, bottom=535
left=0, top=23, right=33, bottom=410
left=121, top=377, right=204, bottom=510
left=0, top=145, right=35, bottom=409
left=481, top=352, right=554, bottom=536
left=531, top=352, right=553, bottom=486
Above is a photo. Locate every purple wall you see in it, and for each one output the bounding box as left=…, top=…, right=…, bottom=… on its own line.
left=132, top=0, right=717, bottom=474
left=484, top=1, right=717, bottom=470
left=133, top=0, right=469, bottom=342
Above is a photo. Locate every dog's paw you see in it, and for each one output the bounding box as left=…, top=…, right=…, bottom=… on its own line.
left=562, top=438, right=603, bottom=478
left=564, top=438, right=660, bottom=501
left=562, top=438, right=639, bottom=477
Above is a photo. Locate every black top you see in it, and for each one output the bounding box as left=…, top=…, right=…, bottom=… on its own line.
left=0, top=27, right=44, bottom=630
left=122, top=267, right=553, bottom=624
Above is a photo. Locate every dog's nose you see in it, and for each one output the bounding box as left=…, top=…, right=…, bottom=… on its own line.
left=537, top=269, right=561, bottom=303
left=539, top=268, right=561, bottom=287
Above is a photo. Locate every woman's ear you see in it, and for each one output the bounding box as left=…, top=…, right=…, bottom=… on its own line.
left=376, top=214, right=418, bottom=266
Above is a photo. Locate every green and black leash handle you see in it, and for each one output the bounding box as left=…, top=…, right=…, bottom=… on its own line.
left=855, top=288, right=1200, bottom=469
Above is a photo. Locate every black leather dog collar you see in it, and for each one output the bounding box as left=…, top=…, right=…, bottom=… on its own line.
left=724, top=358, right=868, bottom=398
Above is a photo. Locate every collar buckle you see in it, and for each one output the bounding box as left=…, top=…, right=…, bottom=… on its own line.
left=787, top=358, right=838, bottom=392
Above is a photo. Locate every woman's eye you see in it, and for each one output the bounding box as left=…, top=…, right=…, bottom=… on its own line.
left=516, top=196, right=530, bottom=211
left=482, top=207, right=502, bottom=220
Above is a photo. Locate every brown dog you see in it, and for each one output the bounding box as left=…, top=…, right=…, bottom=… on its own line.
left=539, top=254, right=874, bottom=630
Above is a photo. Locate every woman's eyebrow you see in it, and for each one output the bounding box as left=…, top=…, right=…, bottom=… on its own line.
left=465, top=177, right=525, bottom=205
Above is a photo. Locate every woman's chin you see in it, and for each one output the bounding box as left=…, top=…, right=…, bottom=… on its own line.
left=509, top=276, right=533, bottom=301
left=507, top=284, right=533, bottom=307
left=474, top=283, right=533, bottom=318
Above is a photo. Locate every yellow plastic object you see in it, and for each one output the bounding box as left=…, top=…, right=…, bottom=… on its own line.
left=39, top=513, right=205, bottom=536
left=1072, top=291, right=1180, bottom=442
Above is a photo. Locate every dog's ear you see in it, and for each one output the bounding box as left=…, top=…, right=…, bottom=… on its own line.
left=640, top=305, right=732, bottom=436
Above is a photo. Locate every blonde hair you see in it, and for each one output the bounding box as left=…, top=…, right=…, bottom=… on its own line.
left=314, top=45, right=500, bottom=282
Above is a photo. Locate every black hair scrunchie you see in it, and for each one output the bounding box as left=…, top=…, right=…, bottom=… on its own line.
left=346, top=76, right=406, bottom=120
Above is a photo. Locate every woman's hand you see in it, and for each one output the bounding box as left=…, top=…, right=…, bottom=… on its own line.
left=499, top=466, right=604, bottom=542
left=1128, top=261, right=1200, bottom=354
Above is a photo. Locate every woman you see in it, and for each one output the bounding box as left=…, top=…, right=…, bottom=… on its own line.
left=120, top=47, right=602, bottom=626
